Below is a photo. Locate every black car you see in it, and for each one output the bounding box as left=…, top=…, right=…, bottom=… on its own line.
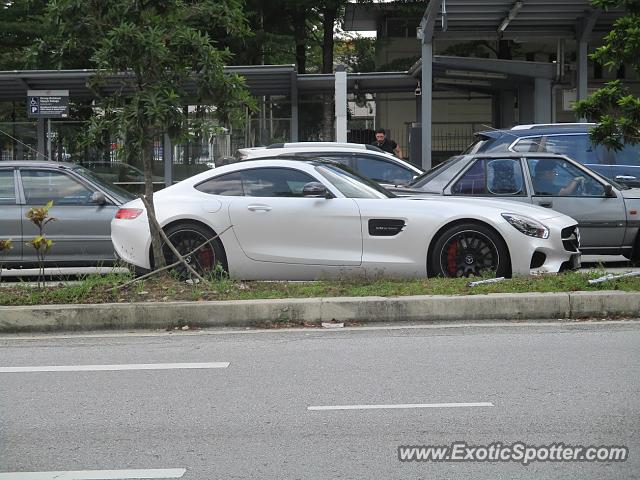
left=465, top=123, right=640, bottom=188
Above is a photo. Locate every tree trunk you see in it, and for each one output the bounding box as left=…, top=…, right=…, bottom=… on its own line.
left=142, top=126, right=166, bottom=270
left=292, top=6, right=307, bottom=74
left=497, top=40, right=512, bottom=60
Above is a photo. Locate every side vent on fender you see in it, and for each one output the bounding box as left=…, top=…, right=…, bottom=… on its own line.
left=368, top=219, right=406, bottom=236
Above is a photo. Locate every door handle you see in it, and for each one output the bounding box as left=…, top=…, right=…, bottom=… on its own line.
left=247, top=204, right=272, bottom=212
left=538, top=201, right=553, bottom=208
left=615, top=175, right=637, bottom=181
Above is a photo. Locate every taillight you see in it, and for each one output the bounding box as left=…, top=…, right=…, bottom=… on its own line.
left=115, top=208, right=143, bottom=219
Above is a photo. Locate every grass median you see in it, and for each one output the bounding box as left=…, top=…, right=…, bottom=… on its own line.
left=0, top=269, right=639, bottom=306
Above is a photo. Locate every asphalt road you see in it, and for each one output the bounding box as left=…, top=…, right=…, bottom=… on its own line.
left=1, top=321, right=639, bottom=479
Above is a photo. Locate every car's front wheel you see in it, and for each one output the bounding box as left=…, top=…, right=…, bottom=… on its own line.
left=162, top=222, right=227, bottom=278
left=430, top=223, right=510, bottom=278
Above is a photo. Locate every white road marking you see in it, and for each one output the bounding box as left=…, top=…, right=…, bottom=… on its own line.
left=307, top=402, right=494, bottom=411
left=0, top=362, right=229, bottom=373
left=0, top=468, right=186, bottom=479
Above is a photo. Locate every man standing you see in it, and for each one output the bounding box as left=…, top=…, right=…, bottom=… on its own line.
left=371, top=128, right=403, bottom=158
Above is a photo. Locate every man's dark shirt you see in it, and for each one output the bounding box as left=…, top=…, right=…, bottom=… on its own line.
left=372, top=138, right=397, bottom=154
left=532, top=177, right=559, bottom=195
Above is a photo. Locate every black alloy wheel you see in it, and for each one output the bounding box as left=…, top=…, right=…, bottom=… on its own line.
left=431, top=223, right=510, bottom=278
left=162, top=223, right=226, bottom=278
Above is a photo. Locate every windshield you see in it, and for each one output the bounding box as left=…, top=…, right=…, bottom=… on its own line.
left=315, top=163, right=395, bottom=199
left=72, top=165, right=136, bottom=203
left=408, top=156, right=463, bottom=188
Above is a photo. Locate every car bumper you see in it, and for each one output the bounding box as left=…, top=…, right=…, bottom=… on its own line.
left=111, top=216, right=152, bottom=270
left=508, top=223, right=581, bottom=275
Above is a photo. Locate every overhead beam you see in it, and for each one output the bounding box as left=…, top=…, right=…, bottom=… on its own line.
left=498, top=0, right=524, bottom=32
left=577, top=8, right=600, bottom=42
left=419, top=0, right=442, bottom=42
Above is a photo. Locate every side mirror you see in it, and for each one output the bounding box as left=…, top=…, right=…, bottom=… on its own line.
left=90, top=191, right=107, bottom=205
left=302, top=182, right=331, bottom=198
left=604, top=184, right=616, bottom=198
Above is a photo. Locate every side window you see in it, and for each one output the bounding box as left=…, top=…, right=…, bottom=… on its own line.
left=486, top=159, right=525, bottom=195
left=527, top=158, right=605, bottom=197
left=512, top=137, right=542, bottom=153
left=451, top=160, right=487, bottom=194
left=353, top=155, right=413, bottom=183
left=596, top=142, right=640, bottom=166
left=0, top=170, right=16, bottom=205
left=195, top=172, right=243, bottom=196
left=538, top=134, right=600, bottom=165
left=21, top=170, right=93, bottom=205
left=315, top=154, right=353, bottom=168
left=240, top=168, right=317, bottom=197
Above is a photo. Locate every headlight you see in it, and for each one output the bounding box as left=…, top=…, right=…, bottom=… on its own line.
left=501, top=213, right=549, bottom=239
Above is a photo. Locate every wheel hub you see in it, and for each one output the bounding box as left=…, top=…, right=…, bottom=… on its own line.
left=441, top=230, right=499, bottom=277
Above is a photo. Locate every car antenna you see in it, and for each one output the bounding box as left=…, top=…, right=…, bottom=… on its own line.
left=0, top=126, right=53, bottom=161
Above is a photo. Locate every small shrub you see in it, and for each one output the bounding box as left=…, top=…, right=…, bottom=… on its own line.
left=25, top=201, right=56, bottom=287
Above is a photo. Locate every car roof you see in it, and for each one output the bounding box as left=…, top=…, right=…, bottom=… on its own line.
left=476, top=123, right=592, bottom=138
left=0, top=160, right=78, bottom=168
left=463, top=152, right=573, bottom=160
left=265, top=142, right=382, bottom=152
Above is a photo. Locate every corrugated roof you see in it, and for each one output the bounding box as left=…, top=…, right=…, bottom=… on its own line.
left=345, top=0, right=625, bottom=41
left=0, top=66, right=420, bottom=102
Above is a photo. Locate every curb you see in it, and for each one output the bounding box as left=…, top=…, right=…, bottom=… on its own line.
left=1, top=291, right=639, bottom=333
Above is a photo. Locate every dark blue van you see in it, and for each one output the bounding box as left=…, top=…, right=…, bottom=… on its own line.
left=465, top=123, right=640, bottom=188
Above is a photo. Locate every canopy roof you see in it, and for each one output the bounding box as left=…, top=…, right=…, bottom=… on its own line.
left=0, top=65, right=422, bottom=102
left=345, top=0, right=625, bottom=41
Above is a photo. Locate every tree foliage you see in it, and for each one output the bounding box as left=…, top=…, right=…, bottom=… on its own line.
left=0, top=0, right=49, bottom=69
left=574, top=0, right=640, bottom=149
left=40, top=0, right=255, bottom=268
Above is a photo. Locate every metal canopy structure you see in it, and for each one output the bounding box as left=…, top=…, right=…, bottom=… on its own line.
left=345, top=0, right=624, bottom=41
left=409, top=0, right=624, bottom=170
left=0, top=65, right=418, bottom=102
left=424, top=0, right=623, bottom=41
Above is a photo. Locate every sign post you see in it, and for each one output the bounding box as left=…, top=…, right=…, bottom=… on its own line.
left=27, top=90, right=69, bottom=160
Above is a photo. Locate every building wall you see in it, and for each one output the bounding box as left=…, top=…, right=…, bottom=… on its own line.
left=373, top=29, right=640, bottom=154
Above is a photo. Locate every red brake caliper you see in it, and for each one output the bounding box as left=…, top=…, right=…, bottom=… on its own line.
left=199, top=248, right=213, bottom=268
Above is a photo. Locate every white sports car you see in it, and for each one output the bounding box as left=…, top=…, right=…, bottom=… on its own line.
left=111, top=158, right=581, bottom=279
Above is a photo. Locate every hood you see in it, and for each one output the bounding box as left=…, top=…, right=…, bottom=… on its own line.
left=620, top=187, right=640, bottom=200
left=399, top=194, right=571, bottom=221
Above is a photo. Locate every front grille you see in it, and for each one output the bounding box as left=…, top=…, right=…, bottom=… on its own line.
left=561, top=225, right=580, bottom=252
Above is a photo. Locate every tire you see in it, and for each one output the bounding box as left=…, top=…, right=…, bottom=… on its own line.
left=629, top=234, right=640, bottom=267
left=162, top=222, right=227, bottom=279
left=430, top=223, right=510, bottom=278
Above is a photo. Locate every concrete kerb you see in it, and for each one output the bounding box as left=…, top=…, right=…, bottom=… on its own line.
left=569, top=291, right=640, bottom=318
left=0, top=291, right=608, bottom=333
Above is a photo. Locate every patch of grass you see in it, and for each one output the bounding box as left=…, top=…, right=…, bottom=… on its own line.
left=0, top=269, right=639, bottom=306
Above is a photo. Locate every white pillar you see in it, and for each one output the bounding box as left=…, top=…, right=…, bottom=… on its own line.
left=576, top=40, right=588, bottom=121
left=335, top=65, right=347, bottom=143
left=534, top=78, right=552, bottom=123
left=421, top=42, right=432, bottom=170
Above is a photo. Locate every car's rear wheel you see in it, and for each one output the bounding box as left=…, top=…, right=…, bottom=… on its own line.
left=162, top=222, right=226, bottom=278
left=430, top=223, right=510, bottom=278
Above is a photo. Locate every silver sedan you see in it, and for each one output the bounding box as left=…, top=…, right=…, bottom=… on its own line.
left=0, top=161, right=134, bottom=268
left=394, top=153, right=640, bottom=261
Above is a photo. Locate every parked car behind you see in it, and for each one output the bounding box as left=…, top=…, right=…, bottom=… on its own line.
left=392, top=152, right=640, bottom=261
left=82, top=161, right=164, bottom=193
left=0, top=161, right=134, bottom=268
left=112, top=157, right=580, bottom=279
left=235, top=142, right=424, bottom=187
left=465, top=123, right=640, bottom=188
